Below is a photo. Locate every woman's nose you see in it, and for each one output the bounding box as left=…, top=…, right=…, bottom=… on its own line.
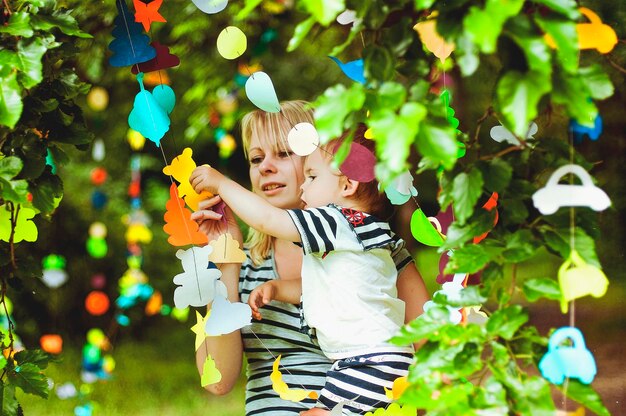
left=258, top=156, right=276, bottom=173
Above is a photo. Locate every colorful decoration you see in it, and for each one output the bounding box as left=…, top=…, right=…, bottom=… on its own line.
left=216, top=26, right=247, bottom=60
left=423, top=273, right=467, bottom=324
left=204, top=292, right=252, bottom=335
left=92, top=139, right=106, bottom=162
left=163, top=183, right=209, bottom=246
left=201, top=355, right=222, bottom=386
left=127, top=128, right=146, bottom=150
left=570, top=114, right=602, bottom=143
left=133, top=0, right=166, bottom=32
left=336, top=9, right=358, bottom=26
left=191, top=0, right=228, bottom=14
left=287, top=122, right=319, bottom=156
left=245, top=71, right=281, bottom=113
left=410, top=208, right=444, bottom=247
left=490, top=122, right=538, bottom=145
left=207, top=233, right=246, bottom=263
left=191, top=310, right=211, bottom=351
left=131, top=41, right=180, bottom=74
left=558, top=250, right=608, bottom=313
left=87, top=222, right=108, bottom=258
left=539, top=327, right=597, bottom=385
left=172, top=246, right=221, bottom=308
left=328, top=57, right=366, bottom=84
left=532, top=164, right=611, bottom=215
left=40, top=334, right=63, bottom=354
left=145, top=291, right=162, bottom=316
left=270, top=355, right=319, bottom=402
left=384, top=376, right=409, bottom=400
left=85, top=291, right=110, bottom=316
left=41, top=254, right=68, bottom=288
left=544, top=7, right=617, bottom=54
left=473, top=192, right=498, bottom=244
left=108, top=0, right=156, bottom=67
left=364, top=403, right=418, bottom=416
left=128, top=72, right=171, bottom=146
left=0, top=204, right=37, bottom=243
left=383, top=171, right=418, bottom=205
left=87, top=87, right=109, bottom=112
left=162, top=147, right=213, bottom=211
left=413, top=13, right=455, bottom=63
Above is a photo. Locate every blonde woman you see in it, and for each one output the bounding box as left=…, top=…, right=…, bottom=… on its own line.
left=192, top=101, right=429, bottom=416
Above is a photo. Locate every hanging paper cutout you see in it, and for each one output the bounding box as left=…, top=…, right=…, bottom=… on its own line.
left=87, top=87, right=109, bottom=112
left=40, top=334, right=63, bottom=354
left=208, top=233, right=246, bottom=263
left=384, top=171, right=418, bottom=205
left=131, top=42, right=180, bottom=74
left=556, top=407, right=585, bottom=416
left=545, top=7, right=617, bottom=54
left=364, top=403, right=418, bottom=416
left=245, top=71, right=281, bottom=113
left=145, top=291, right=162, bottom=316
left=191, top=310, right=211, bottom=351
left=191, top=0, right=228, bottom=14
left=127, top=128, right=146, bottom=150
left=423, top=273, right=466, bottom=324
left=204, top=293, right=252, bottom=335
left=410, top=208, right=444, bottom=247
left=271, top=355, right=319, bottom=402
left=217, top=26, right=247, bottom=60
left=128, top=73, right=171, bottom=146
left=532, top=164, right=611, bottom=215
left=539, top=327, right=597, bottom=385
left=173, top=245, right=222, bottom=308
left=91, top=140, right=106, bottom=163
left=465, top=306, right=488, bottom=325
left=162, top=148, right=213, bottom=211
left=152, top=84, right=176, bottom=114
left=558, top=250, right=608, bottom=313
left=328, top=57, right=366, bottom=84
left=85, top=291, right=110, bottom=316
left=570, top=114, right=602, bottom=143
left=336, top=10, right=357, bottom=26
left=338, top=141, right=376, bottom=182
left=164, top=184, right=209, bottom=246
left=384, top=375, right=409, bottom=400
left=330, top=402, right=349, bottom=416
left=473, top=192, right=499, bottom=244
left=133, top=0, right=166, bottom=32
left=125, top=223, right=153, bottom=244
left=490, top=122, right=538, bottom=145
left=41, top=254, right=69, bottom=288
left=287, top=122, right=319, bottom=156
left=0, top=204, right=37, bottom=242
left=108, top=0, right=156, bottom=67
left=413, top=13, right=455, bottom=63
left=201, top=355, right=222, bottom=386
left=56, top=382, right=78, bottom=400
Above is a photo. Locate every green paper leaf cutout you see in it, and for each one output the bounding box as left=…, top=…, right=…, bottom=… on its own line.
left=410, top=208, right=444, bottom=247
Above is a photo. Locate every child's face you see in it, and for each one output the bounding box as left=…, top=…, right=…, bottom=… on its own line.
left=248, top=132, right=305, bottom=210
left=300, top=149, right=343, bottom=209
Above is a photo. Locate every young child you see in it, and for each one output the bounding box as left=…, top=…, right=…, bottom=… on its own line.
left=189, top=126, right=413, bottom=414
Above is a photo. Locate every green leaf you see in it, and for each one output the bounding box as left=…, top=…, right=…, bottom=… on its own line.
left=235, top=0, right=263, bottom=20
left=415, top=0, right=436, bottom=9
left=441, top=210, right=497, bottom=249
left=0, top=12, right=33, bottom=37
left=477, top=158, right=513, bottom=193
left=313, top=83, right=366, bottom=144
left=523, top=278, right=561, bottom=302
left=552, top=68, right=598, bottom=126
left=496, top=70, right=550, bottom=136
left=534, top=0, right=580, bottom=19
left=561, top=380, right=610, bottom=416
left=7, top=363, right=48, bottom=398
left=0, top=157, right=29, bottom=204
left=29, top=12, right=92, bottom=38
left=463, top=0, right=524, bottom=53
left=445, top=245, right=490, bottom=275
left=446, top=286, right=488, bottom=308
left=363, top=44, right=395, bottom=83
left=390, top=313, right=447, bottom=345
left=486, top=305, right=528, bottom=340
left=0, top=382, right=19, bottom=416
left=329, top=22, right=362, bottom=56
left=415, top=122, right=459, bottom=171
left=506, top=17, right=552, bottom=76
left=578, top=65, right=614, bottom=100
left=14, top=349, right=50, bottom=370
left=450, top=169, right=484, bottom=225
left=502, top=229, right=537, bottom=263
left=0, top=72, right=23, bottom=129
left=375, top=82, right=407, bottom=112
left=29, top=171, right=63, bottom=214
left=16, top=37, right=47, bottom=89
left=535, top=15, right=578, bottom=74
left=287, top=16, right=316, bottom=52
left=301, top=0, right=345, bottom=26
left=0, top=157, right=24, bottom=181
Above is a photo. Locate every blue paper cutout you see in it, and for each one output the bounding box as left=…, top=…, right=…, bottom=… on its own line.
left=91, top=190, right=108, bottom=210
left=329, top=57, right=366, bottom=84
left=108, top=0, right=156, bottom=67
left=152, top=84, right=176, bottom=114
left=385, top=186, right=411, bottom=205
left=570, top=113, right=602, bottom=143
left=128, top=73, right=171, bottom=146
left=244, top=71, right=280, bottom=113
left=539, top=327, right=597, bottom=385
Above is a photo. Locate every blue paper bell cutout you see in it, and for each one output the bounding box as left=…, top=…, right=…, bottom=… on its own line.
left=539, top=327, right=597, bottom=385
left=570, top=113, right=602, bottom=143
left=329, top=57, right=366, bottom=84
left=128, top=73, right=171, bottom=146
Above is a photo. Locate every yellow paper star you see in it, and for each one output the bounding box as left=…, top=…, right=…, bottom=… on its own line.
left=191, top=310, right=211, bottom=351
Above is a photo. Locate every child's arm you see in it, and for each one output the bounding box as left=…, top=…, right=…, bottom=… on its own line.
left=248, top=280, right=303, bottom=320
left=189, top=165, right=301, bottom=243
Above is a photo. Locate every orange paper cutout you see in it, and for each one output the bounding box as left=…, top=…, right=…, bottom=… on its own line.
left=133, top=0, right=166, bottom=32
left=413, top=13, right=455, bottom=63
left=163, top=183, right=209, bottom=246
left=145, top=291, right=162, bottom=316
left=208, top=233, right=246, bottom=263
left=545, top=7, right=617, bottom=54
left=162, top=147, right=213, bottom=211
left=271, top=355, right=318, bottom=402
left=473, top=192, right=499, bottom=244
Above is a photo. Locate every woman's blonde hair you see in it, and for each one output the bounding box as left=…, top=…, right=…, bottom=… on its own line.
left=241, top=100, right=314, bottom=265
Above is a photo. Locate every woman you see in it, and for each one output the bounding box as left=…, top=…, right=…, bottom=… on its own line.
left=192, top=101, right=430, bottom=415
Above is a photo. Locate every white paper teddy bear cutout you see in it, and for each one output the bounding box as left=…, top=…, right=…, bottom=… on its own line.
left=173, top=245, right=222, bottom=308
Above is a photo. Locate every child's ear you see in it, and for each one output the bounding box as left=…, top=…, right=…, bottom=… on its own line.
left=341, top=177, right=360, bottom=197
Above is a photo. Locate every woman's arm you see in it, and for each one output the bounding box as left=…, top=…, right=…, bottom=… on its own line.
left=397, top=262, right=429, bottom=324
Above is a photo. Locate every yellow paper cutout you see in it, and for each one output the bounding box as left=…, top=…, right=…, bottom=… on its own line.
left=162, top=147, right=213, bottom=211
left=413, top=13, right=455, bottom=63
left=558, top=250, right=608, bottom=313
left=556, top=406, right=585, bottom=416
left=364, top=403, right=418, bottom=416
left=201, top=355, right=222, bottom=387
left=271, top=355, right=318, bottom=402
left=364, top=128, right=374, bottom=139
left=545, top=7, right=617, bottom=54
left=191, top=310, right=211, bottom=351
left=208, top=233, right=246, bottom=263
left=384, top=376, right=409, bottom=400
left=125, top=223, right=153, bottom=244
left=0, top=204, right=38, bottom=242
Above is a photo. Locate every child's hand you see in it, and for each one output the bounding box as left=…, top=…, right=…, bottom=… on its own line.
left=189, top=165, right=224, bottom=195
left=248, top=281, right=277, bottom=320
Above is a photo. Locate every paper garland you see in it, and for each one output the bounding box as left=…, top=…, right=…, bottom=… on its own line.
left=539, top=326, right=597, bottom=385
left=270, top=355, right=318, bottom=402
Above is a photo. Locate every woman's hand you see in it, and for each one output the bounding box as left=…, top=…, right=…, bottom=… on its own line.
left=191, top=195, right=243, bottom=245
left=248, top=281, right=277, bottom=320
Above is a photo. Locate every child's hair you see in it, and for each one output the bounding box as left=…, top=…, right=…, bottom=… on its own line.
left=320, top=124, right=393, bottom=220
left=241, top=100, right=314, bottom=265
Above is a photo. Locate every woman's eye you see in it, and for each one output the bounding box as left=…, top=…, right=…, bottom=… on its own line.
left=278, top=151, right=292, bottom=158
left=250, top=157, right=263, bottom=164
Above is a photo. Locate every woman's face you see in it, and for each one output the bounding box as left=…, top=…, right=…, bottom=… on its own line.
left=247, top=131, right=305, bottom=209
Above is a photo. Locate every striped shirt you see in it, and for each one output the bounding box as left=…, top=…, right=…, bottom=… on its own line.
left=239, top=235, right=413, bottom=415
